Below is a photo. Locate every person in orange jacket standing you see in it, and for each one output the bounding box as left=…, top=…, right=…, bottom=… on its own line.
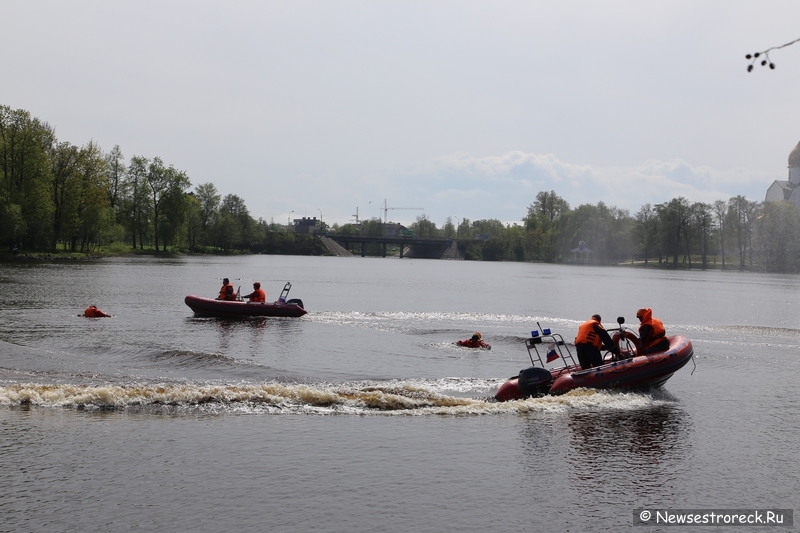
left=574, top=314, right=619, bottom=369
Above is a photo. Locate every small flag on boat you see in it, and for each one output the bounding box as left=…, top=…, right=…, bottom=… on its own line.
left=546, top=343, right=559, bottom=362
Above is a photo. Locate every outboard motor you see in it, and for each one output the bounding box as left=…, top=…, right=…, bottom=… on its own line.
left=517, top=367, right=554, bottom=398
left=286, top=298, right=304, bottom=309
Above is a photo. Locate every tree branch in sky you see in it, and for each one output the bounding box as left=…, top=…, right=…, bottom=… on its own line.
left=745, top=36, right=800, bottom=72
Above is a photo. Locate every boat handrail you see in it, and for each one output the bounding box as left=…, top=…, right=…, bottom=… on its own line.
left=525, top=332, right=577, bottom=369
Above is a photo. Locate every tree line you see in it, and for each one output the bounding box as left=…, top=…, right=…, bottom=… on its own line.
left=3, top=104, right=798, bottom=272
left=0, top=105, right=324, bottom=256
left=330, top=191, right=800, bottom=273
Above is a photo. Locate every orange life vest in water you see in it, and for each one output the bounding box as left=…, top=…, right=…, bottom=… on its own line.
left=456, top=338, right=491, bottom=349
left=84, top=306, right=110, bottom=318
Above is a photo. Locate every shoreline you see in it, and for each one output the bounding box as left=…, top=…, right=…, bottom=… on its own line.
left=0, top=250, right=767, bottom=273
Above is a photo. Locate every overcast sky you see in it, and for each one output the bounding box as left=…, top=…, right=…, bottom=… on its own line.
left=4, top=1, right=800, bottom=226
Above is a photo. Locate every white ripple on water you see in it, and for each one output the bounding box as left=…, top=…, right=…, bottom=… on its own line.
left=311, top=310, right=568, bottom=324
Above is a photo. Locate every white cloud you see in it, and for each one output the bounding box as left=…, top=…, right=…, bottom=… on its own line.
left=380, top=151, right=780, bottom=225
left=2, top=1, right=798, bottom=227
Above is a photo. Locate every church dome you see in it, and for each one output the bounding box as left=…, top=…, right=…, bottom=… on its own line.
left=789, top=141, right=800, bottom=167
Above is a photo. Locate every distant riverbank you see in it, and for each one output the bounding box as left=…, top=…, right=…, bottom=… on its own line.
left=0, top=248, right=771, bottom=274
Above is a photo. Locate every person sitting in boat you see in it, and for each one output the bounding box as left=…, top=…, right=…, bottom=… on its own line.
left=574, top=314, right=619, bottom=369
left=84, top=305, right=111, bottom=318
left=636, top=307, right=669, bottom=354
left=217, top=278, right=237, bottom=301
left=456, top=332, right=491, bottom=349
left=242, top=281, right=266, bottom=303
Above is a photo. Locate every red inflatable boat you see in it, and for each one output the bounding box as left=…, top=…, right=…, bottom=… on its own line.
left=185, top=282, right=307, bottom=318
left=494, top=319, right=693, bottom=402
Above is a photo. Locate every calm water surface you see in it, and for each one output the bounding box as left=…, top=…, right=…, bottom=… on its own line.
left=0, top=255, right=798, bottom=532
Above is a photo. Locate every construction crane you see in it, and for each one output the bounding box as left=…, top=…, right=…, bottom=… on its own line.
left=382, top=199, right=424, bottom=223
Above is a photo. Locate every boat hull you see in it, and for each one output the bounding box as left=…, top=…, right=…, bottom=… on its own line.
left=495, top=335, right=693, bottom=401
left=184, top=295, right=307, bottom=318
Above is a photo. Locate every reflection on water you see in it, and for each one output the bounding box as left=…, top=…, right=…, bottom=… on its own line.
left=565, top=403, right=692, bottom=500
left=518, top=392, right=693, bottom=508
left=206, top=316, right=268, bottom=353
left=568, top=403, right=689, bottom=460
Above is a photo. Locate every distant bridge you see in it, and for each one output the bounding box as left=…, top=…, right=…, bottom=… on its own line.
left=327, top=235, right=459, bottom=259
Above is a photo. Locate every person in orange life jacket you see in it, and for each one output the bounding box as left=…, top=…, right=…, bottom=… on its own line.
left=636, top=307, right=669, bottom=354
left=84, top=305, right=111, bottom=318
left=242, top=282, right=266, bottom=303
left=218, top=278, right=236, bottom=301
left=456, top=332, right=491, bottom=349
left=574, top=314, right=619, bottom=369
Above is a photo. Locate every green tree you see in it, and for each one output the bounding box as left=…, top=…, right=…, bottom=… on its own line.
left=194, top=182, right=221, bottom=248
left=691, top=202, right=713, bottom=269
left=361, top=217, right=383, bottom=237
left=158, top=184, right=191, bottom=250
left=656, top=197, right=691, bottom=268
left=335, top=223, right=362, bottom=237
left=145, top=157, right=191, bottom=251
left=507, top=224, right=527, bottom=261
left=219, top=193, right=251, bottom=250
left=728, top=195, right=757, bottom=270
left=185, top=193, right=203, bottom=252
left=0, top=192, right=24, bottom=248
left=527, top=190, right=570, bottom=225
left=471, top=219, right=505, bottom=237
left=524, top=191, right=570, bottom=262
left=213, top=210, right=239, bottom=252
left=410, top=214, right=437, bottom=238
left=560, top=204, right=599, bottom=263
left=457, top=218, right=471, bottom=240
left=68, top=141, right=110, bottom=252
left=49, top=141, right=81, bottom=249
left=713, top=199, right=728, bottom=270
left=442, top=217, right=456, bottom=239
left=105, top=145, right=125, bottom=215
left=122, top=156, right=152, bottom=249
left=634, top=204, right=656, bottom=264
left=0, top=106, right=55, bottom=250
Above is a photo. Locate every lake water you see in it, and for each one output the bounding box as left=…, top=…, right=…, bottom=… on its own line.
left=0, top=255, right=798, bottom=532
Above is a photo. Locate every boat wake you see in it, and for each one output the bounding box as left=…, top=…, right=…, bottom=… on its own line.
left=0, top=380, right=677, bottom=416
